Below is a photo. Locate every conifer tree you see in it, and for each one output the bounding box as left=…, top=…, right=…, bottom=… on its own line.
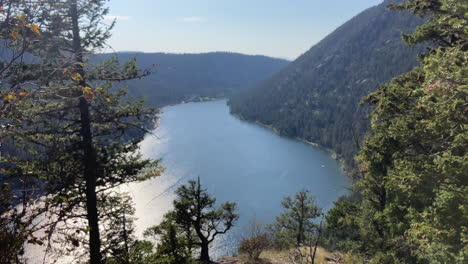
left=354, top=0, right=467, bottom=262
left=271, top=189, right=322, bottom=248
left=148, top=178, right=238, bottom=263
left=175, top=178, right=238, bottom=263
left=1, top=1, right=54, bottom=262
left=143, top=212, right=194, bottom=264
left=1, top=0, right=163, bottom=263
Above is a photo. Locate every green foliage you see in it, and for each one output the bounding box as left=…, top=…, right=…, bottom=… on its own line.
left=324, top=1, right=468, bottom=263
left=269, top=190, right=322, bottom=249
left=0, top=182, right=27, bottom=264
left=357, top=38, right=467, bottom=264
left=105, top=240, right=160, bottom=264
left=268, top=226, right=296, bottom=250
left=153, top=223, right=192, bottom=263
left=390, top=0, right=468, bottom=47
left=174, top=178, right=239, bottom=262
left=239, top=220, right=271, bottom=261
left=1, top=0, right=162, bottom=263
left=323, top=198, right=362, bottom=252
left=1, top=1, right=57, bottom=262
left=144, top=179, right=238, bottom=263
left=143, top=212, right=194, bottom=264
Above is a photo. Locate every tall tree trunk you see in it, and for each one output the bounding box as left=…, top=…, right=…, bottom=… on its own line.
left=200, top=241, right=210, bottom=264
left=70, top=1, right=102, bottom=263
left=311, top=214, right=324, bottom=264
left=297, top=222, right=303, bottom=247
left=79, top=97, right=102, bottom=264
left=122, top=210, right=130, bottom=264
left=196, top=177, right=210, bottom=263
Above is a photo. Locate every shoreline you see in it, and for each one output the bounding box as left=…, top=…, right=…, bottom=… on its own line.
left=159, top=97, right=225, bottom=110
left=151, top=99, right=350, bottom=178
left=229, top=111, right=349, bottom=177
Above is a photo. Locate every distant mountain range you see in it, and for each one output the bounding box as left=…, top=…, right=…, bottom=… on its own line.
left=228, top=0, right=425, bottom=175
left=97, top=52, right=289, bottom=107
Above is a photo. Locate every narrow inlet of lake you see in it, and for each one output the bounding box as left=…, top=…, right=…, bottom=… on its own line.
left=128, top=100, right=350, bottom=257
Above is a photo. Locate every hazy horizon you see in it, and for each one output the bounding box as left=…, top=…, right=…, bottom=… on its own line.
left=105, top=0, right=383, bottom=60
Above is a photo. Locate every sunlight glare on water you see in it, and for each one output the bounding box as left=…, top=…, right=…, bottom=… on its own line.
left=128, top=100, right=349, bottom=258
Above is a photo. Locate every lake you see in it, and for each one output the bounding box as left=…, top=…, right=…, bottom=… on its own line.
left=128, top=100, right=349, bottom=257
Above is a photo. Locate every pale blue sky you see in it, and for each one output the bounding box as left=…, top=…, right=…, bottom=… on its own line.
left=105, top=0, right=383, bottom=60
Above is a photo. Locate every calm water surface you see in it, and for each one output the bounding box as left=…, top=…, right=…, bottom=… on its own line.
left=128, top=100, right=349, bottom=257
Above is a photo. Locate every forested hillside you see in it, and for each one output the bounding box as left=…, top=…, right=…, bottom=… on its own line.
left=2, top=0, right=465, bottom=263
left=229, top=0, right=424, bottom=175
left=325, top=0, right=467, bottom=262
left=96, top=52, right=289, bottom=107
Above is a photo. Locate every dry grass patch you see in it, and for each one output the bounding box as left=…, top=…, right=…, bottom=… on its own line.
left=238, top=247, right=332, bottom=264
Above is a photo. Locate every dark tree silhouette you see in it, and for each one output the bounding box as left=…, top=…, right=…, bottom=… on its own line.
left=174, top=178, right=238, bottom=263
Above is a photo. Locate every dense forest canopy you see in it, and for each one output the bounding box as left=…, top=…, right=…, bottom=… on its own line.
left=229, top=0, right=424, bottom=176
left=324, top=0, right=467, bottom=263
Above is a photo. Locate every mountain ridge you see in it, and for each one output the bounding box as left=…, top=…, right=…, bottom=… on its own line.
left=229, top=0, right=425, bottom=176
left=96, top=52, right=290, bottom=107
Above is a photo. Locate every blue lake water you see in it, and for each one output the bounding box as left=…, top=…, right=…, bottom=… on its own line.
left=128, top=100, right=349, bottom=257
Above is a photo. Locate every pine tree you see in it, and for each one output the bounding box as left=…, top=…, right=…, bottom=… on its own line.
left=354, top=0, right=467, bottom=262
left=143, top=212, right=194, bottom=264
left=1, top=1, right=54, bottom=262
left=172, top=178, right=238, bottom=263
left=1, top=0, right=163, bottom=263
left=271, top=189, right=322, bottom=248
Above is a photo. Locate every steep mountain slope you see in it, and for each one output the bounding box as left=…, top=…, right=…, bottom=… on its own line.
left=98, top=52, right=289, bottom=107
left=229, top=0, right=424, bottom=175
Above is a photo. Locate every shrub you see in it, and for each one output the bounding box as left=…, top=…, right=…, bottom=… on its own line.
left=239, top=221, right=270, bottom=260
